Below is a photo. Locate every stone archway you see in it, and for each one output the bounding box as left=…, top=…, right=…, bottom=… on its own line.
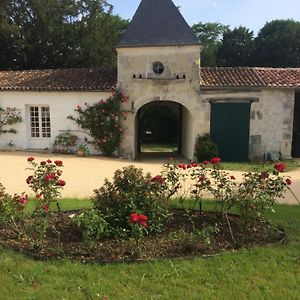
left=134, top=100, right=195, bottom=160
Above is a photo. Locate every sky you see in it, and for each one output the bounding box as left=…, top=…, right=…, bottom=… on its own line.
left=109, top=0, right=300, bottom=35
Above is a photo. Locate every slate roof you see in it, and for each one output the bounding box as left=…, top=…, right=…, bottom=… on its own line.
left=0, top=68, right=117, bottom=91
left=200, top=67, right=300, bottom=88
left=117, top=0, right=199, bottom=48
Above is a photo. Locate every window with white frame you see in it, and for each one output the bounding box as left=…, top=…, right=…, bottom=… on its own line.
left=30, top=106, right=51, bottom=138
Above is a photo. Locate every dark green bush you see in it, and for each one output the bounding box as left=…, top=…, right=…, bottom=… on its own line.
left=93, top=166, right=171, bottom=237
left=195, top=134, right=218, bottom=162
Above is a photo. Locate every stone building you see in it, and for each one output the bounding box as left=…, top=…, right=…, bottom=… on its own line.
left=0, top=0, right=299, bottom=161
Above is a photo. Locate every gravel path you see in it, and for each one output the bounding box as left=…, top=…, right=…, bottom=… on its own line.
left=0, top=151, right=298, bottom=204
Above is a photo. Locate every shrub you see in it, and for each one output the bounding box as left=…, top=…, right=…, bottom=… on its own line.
left=26, top=157, right=66, bottom=215
left=93, top=166, right=171, bottom=237
left=72, top=209, right=108, bottom=241
left=68, top=90, right=128, bottom=156
left=195, top=134, right=218, bottom=162
left=0, top=183, right=27, bottom=236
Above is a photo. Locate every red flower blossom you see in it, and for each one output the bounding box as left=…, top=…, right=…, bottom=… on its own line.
left=44, top=173, right=56, bottom=182
left=286, top=178, right=292, bottom=185
left=43, top=204, right=49, bottom=213
left=151, top=175, right=165, bottom=184
left=260, top=172, right=269, bottom=179
left=129, top=213, right=139, bottom=223
left=274, top=163, right=286, bottom=172
left=27, top=157, right=34, bottom=162
left=19, top=195, right=28, bottom=205
left=230, top=175, right=236, bottom=180
left=57, top=170, right=62, bottom=176
left=199, top=176, right=206, bottom=182
left=40, top=161, right=46, bottom=166
left=36, top=194, right=42, bottom=199
left=139, top=214, right=148, bottom=222
left=210, top=157, right=221, bottom=164
left=26, top=176, right=33, bottom=184
left=192, top=163, right=199, bottom=167
left=47, top=159, right=52, bottom=164
left=56, top=180, right=66, bottom=186
left=140, top=221, right=148, bottom=227
left=203, top=160, right=209, bottom=165
left=54, top=160, right=63, bottom=167
left=178, top=163, right=187, bottom=170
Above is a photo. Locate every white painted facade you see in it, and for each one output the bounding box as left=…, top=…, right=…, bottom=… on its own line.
left=0, top=91, right=111, bottom=153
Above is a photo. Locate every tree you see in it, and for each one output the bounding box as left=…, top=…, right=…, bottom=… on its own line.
left=217, top=26, right=255, bottom=67
left=192, top=22, right=229, bottom=66
left=0, top=0, right=128, bottom=70
left=255, top=19, right=300, bottom=67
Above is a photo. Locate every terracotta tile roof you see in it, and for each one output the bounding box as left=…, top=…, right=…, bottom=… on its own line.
left=0, top=68, right=117, bottom=91
left=200, top=67, right=300, bottom=88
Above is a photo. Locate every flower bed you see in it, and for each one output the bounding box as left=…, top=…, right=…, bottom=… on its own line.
left=0, top=157, right=293, bottom=263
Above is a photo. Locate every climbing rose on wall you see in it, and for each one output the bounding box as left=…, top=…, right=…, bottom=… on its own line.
left=68, top=89, right=128, bottom=156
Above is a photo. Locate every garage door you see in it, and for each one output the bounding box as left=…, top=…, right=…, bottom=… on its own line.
left=211, top=102, right=251, bottom=162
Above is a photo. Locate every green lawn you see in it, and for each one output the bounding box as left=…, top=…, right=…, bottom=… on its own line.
left=1, top=199, right=299, bottom=299
left=221, top=159, right=299, bottom=172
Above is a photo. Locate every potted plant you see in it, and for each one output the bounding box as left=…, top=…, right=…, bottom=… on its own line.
left=76, top=143, right=89, bottom=157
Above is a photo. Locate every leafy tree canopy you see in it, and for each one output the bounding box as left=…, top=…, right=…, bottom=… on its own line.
left=255, top=19, right=300, bottom=67
left=192, top=22, right=229, bottom=67
left=0, top=0, right=128, bottom=70
left=217, top=26, right=255, bottom=67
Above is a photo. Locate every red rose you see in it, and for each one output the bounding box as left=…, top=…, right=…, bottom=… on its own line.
left=260, top=172, right=269, bottom=179
left=178, top=163, right=187, bottom=170
left=129, top=213, right=139, bottom=223
left=286, top=178, right=292, bottom=185
left=199, top=176, right=206, bottom=182
left=54, top=160, right=63, bottom=167
left=203, top=160, right=209, bottom=165
left=43, top=204, right=49, bottom=213
left=274, top=163, right=286, bottom=172
left=151, top=175, right=165, bottom=184
left=47, top=159, right=52, bottom=164
left=26, top=176, right=33, bottom=184
left=192, top=163, right=199, bottom=167
left=40, top=161, right=46, bottom=166
left=19, top=195, right=28, bottom=204
left=210, top=157, right=221, bottom=164
left=27, top=157, right=34, bottom=162
left=140, top=221, right=148, bottom=227
left=57, top=170, right=62, bottom=176
left=56, top=180, right=66, bottom=186
left=139, top=214, right=148, bottom=222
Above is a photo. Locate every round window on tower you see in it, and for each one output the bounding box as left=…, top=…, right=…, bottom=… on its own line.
left=153, top=61, right=164, bottom=75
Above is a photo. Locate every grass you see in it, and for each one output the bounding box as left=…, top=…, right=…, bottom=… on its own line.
left=1, top=199, right=300, bottom=299
left=141, top=143, right=178, bottom=153
left=221, top=159, right=299, bottom=172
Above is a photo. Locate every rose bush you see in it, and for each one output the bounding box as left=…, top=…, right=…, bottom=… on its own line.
left=26, top=157, right=66, bottom=215
left=68, top=89, right=128, bottom=156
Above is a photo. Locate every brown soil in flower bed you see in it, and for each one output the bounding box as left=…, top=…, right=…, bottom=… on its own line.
left=0, top=209, right=285, bottom=263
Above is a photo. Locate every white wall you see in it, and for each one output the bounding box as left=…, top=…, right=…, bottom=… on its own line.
left=0, top=91, right=111, bottom=153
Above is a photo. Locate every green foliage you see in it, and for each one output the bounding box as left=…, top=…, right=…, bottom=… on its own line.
left=93, top=165, right=171, bottom=237
left=0, top=107, right=22, bottom=134
left=217, top=26, right=255, bottom=67
left=194, top=134, right=218, bottom=162
left=0, top=183, right=27, bottom=236
left=72, top=209, right=108, bottom=241
left=0, top=0, right=129, bottom=70
left=26, top=157, right=66, bottom=215
left=255, top=19, right=300, bottom=67
left=68, top=90, right=127, bottom=156
left=192, top=22, right=229, bottom=66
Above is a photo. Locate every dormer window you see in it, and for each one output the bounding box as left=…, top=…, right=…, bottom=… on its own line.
left=153, top=62, right=164, bottom=75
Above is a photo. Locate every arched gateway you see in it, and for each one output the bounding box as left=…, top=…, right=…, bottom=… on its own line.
left=116, top=0, right=208, bottom=160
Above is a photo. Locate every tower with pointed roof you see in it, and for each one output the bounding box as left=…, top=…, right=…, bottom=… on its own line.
left=117, top=0, right=208, bottom=160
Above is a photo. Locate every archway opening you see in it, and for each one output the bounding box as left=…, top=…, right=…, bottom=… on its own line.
left=137, top=101, right=182, bottom=157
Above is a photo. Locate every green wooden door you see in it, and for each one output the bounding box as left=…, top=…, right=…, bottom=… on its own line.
left=211, top=102, right=251, bottom=162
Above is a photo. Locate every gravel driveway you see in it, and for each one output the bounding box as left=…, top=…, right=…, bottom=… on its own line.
left=0, top=151, right=298, bottom=204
